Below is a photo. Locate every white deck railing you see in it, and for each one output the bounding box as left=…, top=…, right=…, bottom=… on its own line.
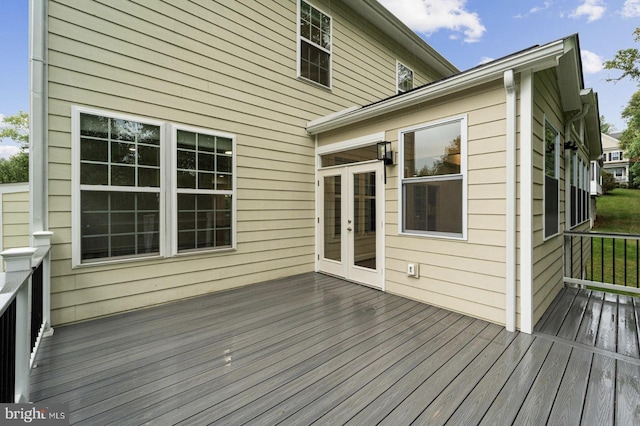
left=0, top=231, right=53, bottom=403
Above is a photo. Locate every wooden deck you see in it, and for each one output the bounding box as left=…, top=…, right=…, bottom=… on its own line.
left=31, top=273, right=640, bottom=425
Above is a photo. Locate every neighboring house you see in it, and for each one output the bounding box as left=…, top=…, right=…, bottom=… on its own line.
left=0, top=182, right=30, bottom=271
left=601, top=132, right=630, bottom=186
left=28, top=0, right=601, bottom=333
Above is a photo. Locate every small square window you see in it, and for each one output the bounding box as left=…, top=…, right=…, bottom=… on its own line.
left=397, top=62, right=414, bottom=94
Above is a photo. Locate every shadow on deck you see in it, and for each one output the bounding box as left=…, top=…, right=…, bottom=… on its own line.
left=31, top=273, right=640, bottom=425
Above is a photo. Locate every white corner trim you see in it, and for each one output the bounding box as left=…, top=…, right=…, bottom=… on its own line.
left=520, top=70, right=534, bottom=334
left=504, top=70, right=517, bottom=332
left=29, top=0, right=48, bottom=242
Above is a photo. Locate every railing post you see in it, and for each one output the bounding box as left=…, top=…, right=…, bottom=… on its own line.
left=32, top=231, right=53, bottom=337
left=1, top=247, right=37, bottom=403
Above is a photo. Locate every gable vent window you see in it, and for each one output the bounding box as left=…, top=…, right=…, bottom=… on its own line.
left=299, top=1, right=331, bottom=88
left=397, top=62, right=414, bottom=94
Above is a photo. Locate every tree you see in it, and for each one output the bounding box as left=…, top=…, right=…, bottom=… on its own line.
left=0, top=151, right=29, bottom=183
left=0, top=111, right=29, bottom=149
left=0, top=111, right=29, bottom=183
left=601, top=170, right=617, bottom=194
left=605, top=28, right=640, bottom=187
left=600, top=115, right=614, bottom=134
left=604, top=27, right=640, bottom=83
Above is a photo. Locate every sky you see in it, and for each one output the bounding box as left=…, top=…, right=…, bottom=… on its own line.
left=0, top=1, right=638, bottom=160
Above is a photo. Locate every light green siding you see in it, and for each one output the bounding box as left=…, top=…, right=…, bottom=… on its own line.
left=47, top=0, right=448, bottom=324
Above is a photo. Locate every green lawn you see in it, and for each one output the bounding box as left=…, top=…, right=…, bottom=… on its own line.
left=586, top=188, right=640, bottom=289
left=593, top=188, right=640, bottom=234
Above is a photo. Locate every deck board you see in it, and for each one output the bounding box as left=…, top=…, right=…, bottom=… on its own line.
left=617, top=295, right=640, bottom=358
left=546, top=347, right=592, bottom=426
left=615, top=359, right=640, bottom=426
left=478, top=338, right=554, bottom=425
left=582, top=354, right=616, bottom=425
left=575, top=291, right=604, bottom=347
left=30, top=274, right=640, bottom=425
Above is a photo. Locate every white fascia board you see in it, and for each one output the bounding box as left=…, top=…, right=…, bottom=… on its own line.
left=306, top=39, right=566, bottom=135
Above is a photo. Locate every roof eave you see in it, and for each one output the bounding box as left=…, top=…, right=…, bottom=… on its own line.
left=307, top=39, right=566, bottom=135
left=342, top=0, right=459, bottom=77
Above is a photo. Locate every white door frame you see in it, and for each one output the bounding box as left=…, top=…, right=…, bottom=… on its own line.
left=317, top=161, right=385, bottom=289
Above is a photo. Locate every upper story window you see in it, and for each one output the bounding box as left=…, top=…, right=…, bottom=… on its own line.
left=298, top=1, right=332, bottom=88
left=400, top=116, right=467, bottom=239
left=610, top=151, right=621, bottom=161
left=544, top=120, right=559, bottom=239
left=397, top=62, right=414, bottom=93
left=73, top=107, right=236, bottom=266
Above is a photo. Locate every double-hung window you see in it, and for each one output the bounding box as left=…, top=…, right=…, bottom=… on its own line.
left=544, top=120, right=559, bottom=238
left=397, top=62, right=414, bottom=94
left=298, top=1, right=331, bottom=88
left=400, top=116, right=467, bottom=238
left=174, top=127, right=234, bottom=253
left=73, top=108, right=236, bottom=266
left=77, top=112, right=163, bottom=262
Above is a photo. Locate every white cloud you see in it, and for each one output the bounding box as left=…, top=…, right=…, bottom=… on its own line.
left=581, top=50, right=604, bottom=74
left=514, top=1, right=553, bottom=18
left=478, top=56, right=494, bottom=65
left=379, top=0, right=486, bottom=43
left=0, top=145, right=20, bottom=160
left=570, top=0, right=606, bottom=22
left=621, top=0, right=640, bottom=17
left=0, top=114, right=5, bottom=127
left=530, top=1, right=553, bottom=14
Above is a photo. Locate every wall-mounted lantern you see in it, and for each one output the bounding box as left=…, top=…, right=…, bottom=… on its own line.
left=377, top=141, right=394, bottom=184
left=564, top=140, right=578, bottom=151
left=377, top=141, right=394, bottom=165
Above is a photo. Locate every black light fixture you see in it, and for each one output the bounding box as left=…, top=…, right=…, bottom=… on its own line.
left=377, top=141, right=394, bottom=165
left=564, top=140, right=578, bottom=151
left=377, top=141, right=393, bottom=184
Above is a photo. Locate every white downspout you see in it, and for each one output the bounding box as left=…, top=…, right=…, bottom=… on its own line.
left=29, top=0, right=48, bottom=242
left=520, top=70, right=534, bottom=334
left=504, top=70, right=517, bottom=332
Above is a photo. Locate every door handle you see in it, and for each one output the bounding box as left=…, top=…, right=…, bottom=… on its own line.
left=347, top=227, right=352, bottom=231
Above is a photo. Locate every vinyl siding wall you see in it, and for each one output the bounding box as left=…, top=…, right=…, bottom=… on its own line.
left=46, top=0, right=446, bottom=324
left=0, top=184, right=30, bottom=271
left=318, top=80, right=510, bottom=325
left=531, top=69, right=566, bottom=324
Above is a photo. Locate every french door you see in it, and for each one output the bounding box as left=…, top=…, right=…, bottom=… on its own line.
left=318, top=161, right=384, bottom=288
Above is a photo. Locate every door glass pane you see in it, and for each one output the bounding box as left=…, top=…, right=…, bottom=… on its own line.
left=353, top=171, right=376, bottom=270
left=323, top=175, right=341, bottom=262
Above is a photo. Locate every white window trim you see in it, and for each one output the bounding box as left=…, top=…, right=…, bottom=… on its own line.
left=397, top=114, right=468, bottom=240
left=71, top=106, right=166, bottom=268
left=72, top=106, right=237, bottom=268
left=396, top=60, right=414, bottom=94
left=297, top=0, right=333, bottom=89
left=170, top=124, right=237, bottom=256
left=543, top=117, right=560, bottom=241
